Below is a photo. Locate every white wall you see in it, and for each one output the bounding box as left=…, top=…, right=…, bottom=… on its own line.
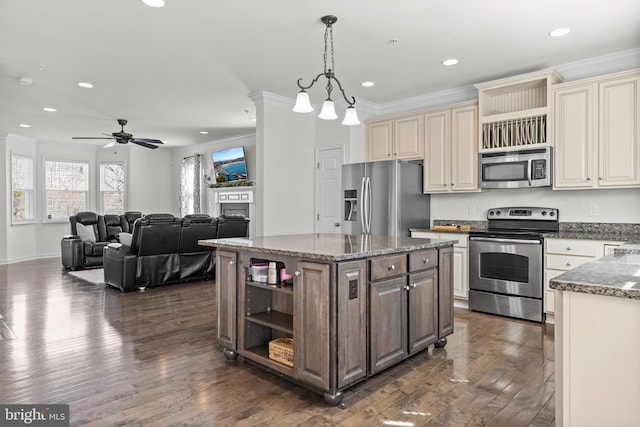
left=431, top=187, right=640, bottom=224
left=0, top=133, right=9, bottom=263
left=254, top=93, right=316, bottom=236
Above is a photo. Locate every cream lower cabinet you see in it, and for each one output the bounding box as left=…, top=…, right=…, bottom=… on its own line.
left=366, top=114, right=424, bottom=162
left=410, top=231, right=468, bottom=300
left=544, top=238, right=623, bottom=314
left=553, top=69, right=640, bottom=189
left=423, top=101, right=478, bottom=193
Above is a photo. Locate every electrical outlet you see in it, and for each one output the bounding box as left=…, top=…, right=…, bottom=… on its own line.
left=588, top=203, right=598, bottom=217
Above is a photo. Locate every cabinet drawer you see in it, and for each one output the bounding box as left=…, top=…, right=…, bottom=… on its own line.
left=409, top=249, right=438, bottom=272
left=370, top=254, right=407, bottom=281
left=546, top=239, right=597, bottom=257
left=546, top=254, right=594, bottom=271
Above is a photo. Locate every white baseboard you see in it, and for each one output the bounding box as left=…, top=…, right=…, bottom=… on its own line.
left=0, top=253, right=59, bottom=265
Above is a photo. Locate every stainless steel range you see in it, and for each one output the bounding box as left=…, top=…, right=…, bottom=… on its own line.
left=468, top=207, right=559, bottom=322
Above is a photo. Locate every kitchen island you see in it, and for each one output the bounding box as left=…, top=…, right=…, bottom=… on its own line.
left=199, top=233, right=456, bottom=405
left=550, top=243, right=640, bottom=427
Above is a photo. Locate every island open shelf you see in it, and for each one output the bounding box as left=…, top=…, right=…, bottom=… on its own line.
left=200, top=233, right=456, bottom=406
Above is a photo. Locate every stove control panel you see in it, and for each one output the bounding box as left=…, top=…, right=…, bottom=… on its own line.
left=487, top=207, right=559, bottom=221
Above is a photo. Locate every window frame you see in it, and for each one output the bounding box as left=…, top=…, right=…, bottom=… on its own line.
left=10, top=151, right=35, bottom=225
left=99, top=161, right=127, bottom=214
left=43, top=158, right=91, bottom=223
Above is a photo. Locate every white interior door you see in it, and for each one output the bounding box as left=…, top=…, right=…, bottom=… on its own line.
left=315, top=147, right=343, bottom=233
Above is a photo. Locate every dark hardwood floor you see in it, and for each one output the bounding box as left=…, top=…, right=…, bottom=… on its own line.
left=0, top=258, right=555, bottom=426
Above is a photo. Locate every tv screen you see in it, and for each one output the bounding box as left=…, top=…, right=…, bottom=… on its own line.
left=211, top=146, right=248, bottom=183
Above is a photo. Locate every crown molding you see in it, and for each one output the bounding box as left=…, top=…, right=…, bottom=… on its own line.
left=556, top=48, right=640, bottom=82
left=248, top=91, right=293, bottom=109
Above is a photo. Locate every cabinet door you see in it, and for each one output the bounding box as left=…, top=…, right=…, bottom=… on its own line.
left=553, top=83, right=596, bottom=188
left=216, top=250, right=237, bottom=349
left=438, top=247, right=454, bottom=338
left=451, top=104, right=478, bottom=191
left=294, top=261, right=330, bottom=390
left=337, top=260, right=367, bottom=388
left=599, top=76, right=640, bottom=187
left=408, top=269, right=438, bottom=354
left=367, top=120, right=394, bottom=162
left=369, top=277, right=407, bottom=374
left=394, top=114, right=424, bottom=160
left=424, top=110, right=451, bottom=192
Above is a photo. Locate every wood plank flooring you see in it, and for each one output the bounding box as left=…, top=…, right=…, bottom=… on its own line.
left=0, top=258, right=555, bottom=426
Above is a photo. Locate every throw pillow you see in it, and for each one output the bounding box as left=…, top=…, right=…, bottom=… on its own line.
left=76, top=222, right=96, bottom=243
left=118, top=232, right=133, bottom=247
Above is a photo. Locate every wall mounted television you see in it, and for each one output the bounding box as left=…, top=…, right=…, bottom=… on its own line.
left=211, top=146, right=248, bottom=182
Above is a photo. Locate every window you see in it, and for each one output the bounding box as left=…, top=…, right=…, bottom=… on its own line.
left=44, top=160, right=89, bottom=221
left=179, top=155, right=201, bottom=216
left=100, top=162, right=126, bottom=214
left=11, top=153, right=35, bottom=224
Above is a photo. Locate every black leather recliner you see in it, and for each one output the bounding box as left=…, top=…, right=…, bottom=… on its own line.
left=178, top=214, right=219, bottom=281
left=217, top=215, right=250, bottom=238
left=121, top=211, right=143, bottom=232
left=61, top=212, right=115, bottom=270
left=104, top=214, right=127, bottom=240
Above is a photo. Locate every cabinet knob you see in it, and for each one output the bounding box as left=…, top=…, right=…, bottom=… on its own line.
left=411, top=283, right=417, bottom=288
left=599, top=177, right=603, bottom=180
left=587, top=177, right=591, bottom=181
left=388, top=264, right=396, bottom=271
left=229, top=260, right=235, bottom=265
left=404, top=285, right=410, bottom=291
left=566, top=247, right=571, bottom=251
left=423, top=258, right=428, bottom=264
left=566, top=262, right=572, bottom=267
left=294, top=271, right=301, bottom=277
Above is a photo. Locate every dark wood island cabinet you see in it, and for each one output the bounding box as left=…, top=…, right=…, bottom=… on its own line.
left=199, top=233, right=456, bottom=405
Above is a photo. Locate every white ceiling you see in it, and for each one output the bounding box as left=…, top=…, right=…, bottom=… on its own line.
left=1, top=0, right=639, bottom=147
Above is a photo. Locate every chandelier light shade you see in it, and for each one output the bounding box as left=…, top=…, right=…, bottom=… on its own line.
left=293, top=15, right=360, bottom=126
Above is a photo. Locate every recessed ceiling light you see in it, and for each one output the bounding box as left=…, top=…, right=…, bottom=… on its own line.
left=361, top=81, right=375, bottom=87
left=442, top=59, right=459, bottom=66
left=78, top=82, right=94, bottom=88
left=43, top=107, right=57, bottom=112
left=143, top=0, right=165, bottom=7
left=549, top=28, right=570, bottom=37
left=19, top=124, right=31, bottom=128
left=200, top=131, right=209, bottom=135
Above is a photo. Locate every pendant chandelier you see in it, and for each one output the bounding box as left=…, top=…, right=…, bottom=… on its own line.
left=292, top=15, right=360, bottom=125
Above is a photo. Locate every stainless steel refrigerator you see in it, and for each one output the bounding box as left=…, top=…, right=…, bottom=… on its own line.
left=342, top=160, right=430, bottom=236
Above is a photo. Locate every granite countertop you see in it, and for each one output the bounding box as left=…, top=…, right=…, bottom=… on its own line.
left=199, top=233, right=458, bottom=262
left=415, top=220, right=640, bottom=242
left=549, top=243, right=640, bottom=300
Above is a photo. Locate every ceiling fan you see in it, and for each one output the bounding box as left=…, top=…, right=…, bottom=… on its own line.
left=72, top=119, right=164, bottom=149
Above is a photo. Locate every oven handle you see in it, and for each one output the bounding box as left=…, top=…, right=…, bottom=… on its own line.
left=527, top=159, right=532, bottom=187
left=469, top=237, right=542, bottom=244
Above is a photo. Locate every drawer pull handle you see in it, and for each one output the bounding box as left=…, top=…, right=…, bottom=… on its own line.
left=388, top=264, right=396, bottom=271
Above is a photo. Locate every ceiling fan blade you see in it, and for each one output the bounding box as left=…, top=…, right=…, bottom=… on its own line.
left=72, top=136, right=114, bottom=140
left=130, top=140, right=160, bottom=149
left=131, top=138, right=163, bottom=144
left=104, top=141, right=116, bottom=148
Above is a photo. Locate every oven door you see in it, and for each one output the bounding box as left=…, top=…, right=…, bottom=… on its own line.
left=469, top=237, right=543, bottom=298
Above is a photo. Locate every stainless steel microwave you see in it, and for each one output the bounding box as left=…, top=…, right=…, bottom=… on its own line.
left=480, top=147, right=552, bottom=189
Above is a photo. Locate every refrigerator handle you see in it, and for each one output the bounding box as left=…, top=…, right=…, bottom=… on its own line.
left=360, top=177, right=366, bottom=234
left=365, top=176, right=372, bottom=234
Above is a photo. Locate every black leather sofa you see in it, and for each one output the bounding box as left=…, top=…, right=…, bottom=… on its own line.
left=61, top=212, right=121, bottom=270
left=103, top=214, right=248, bottom=292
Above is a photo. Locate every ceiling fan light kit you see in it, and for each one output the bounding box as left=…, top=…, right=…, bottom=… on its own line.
left=72, top=119, right=164, bottom=149
left=293, top=15, right=360, bottom=126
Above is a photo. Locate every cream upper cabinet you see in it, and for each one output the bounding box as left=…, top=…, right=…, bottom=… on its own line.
left=366, top=114, right=424, bottom=162
left=554, top=69, right=640, bottom=189
left=423, top=102, right=478, bottom=193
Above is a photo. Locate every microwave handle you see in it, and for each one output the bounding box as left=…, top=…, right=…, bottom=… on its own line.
left=527, top=159, right=532, bottom=187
